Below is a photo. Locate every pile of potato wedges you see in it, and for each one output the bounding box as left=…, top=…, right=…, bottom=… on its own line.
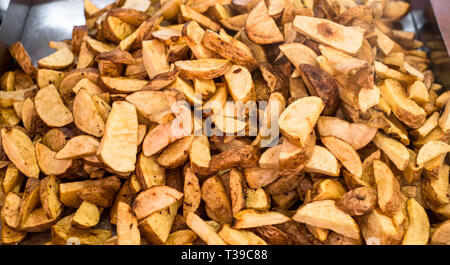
left=0, top=0, right=449, bottom=245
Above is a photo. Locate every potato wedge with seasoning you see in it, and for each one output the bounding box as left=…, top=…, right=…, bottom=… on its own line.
left=1, top=127, right=39, bottom=179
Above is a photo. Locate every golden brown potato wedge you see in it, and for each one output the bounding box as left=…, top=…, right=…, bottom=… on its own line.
left=245, top=188, right=271, bottom=211
left=55, top=135, right=99, bottom=159
left=35, top=84, right=73, bottom=127
left=401, top=198, right=429, bottom=245
left=40, top=175, right=62, bottom=220
left=224, top=64, right=255, bottom=104
left=38, top=47, right=74, bottom=70
left=293, top=16, right=364, bottom=54
left=117, top=200, right=140, bottom=245
left=157, top=136, right=194, bottom=168
left=36, top=142, right=72, bottom=176
left=2, top=164, right=23, bottom=195
left=186, top=212, right=227, bottom=245
left=373, top=160, right=402, bottom=216
left=9, top=41, right=36, bottom=76
left=2, top=192, right=22, bottom=229
left=139, top=200, right=181, bottom=244
left=293, top=200, right=360, bottom=240
left=36, top=69, right=65, bottom=89
left=136, top=153, right=165, bottom=189
left=317, top=116, right=377, bottom=150
left=379, top=79, right=426, bottom=129
left=416, top=141, right=450, bottom=166
left=99, top=101, right=138, bottom=173
left=202, top=29, right=258, bottom=71
left=218, top=224, right=267, bottom=245
left=245, top=1, right=284, bottom=44
left=189, top=135, right=211, bottom=174
left=1, top=127, right=39, bottom=178
left=175, top=59, right=232, bottom=80
left=279, top=96, right=324, bottom=148
left=73, top=201, right=100, bottom=229
left=164, top=229, right=198, bottom=245
left=133, top=185, right=183, bottom=220
left=183, top=167, right=201, bottom=218
left=201, top=175, right=233, bottom=224
left=359, top=208, right=402, bottom=245
left=51, top=215, right=112, bottom=245
left=321, top=136, right=362, bottom=178
left=180, top=4, right=220, bottom=31
left=372, top=132, right=410, bottom=171
left=233, top=209, right=290, bottom=229
left=336, top=187, right=377, bottom=216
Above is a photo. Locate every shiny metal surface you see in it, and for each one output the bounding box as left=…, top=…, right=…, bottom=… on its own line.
left=0, top=0, right=113, bottom=70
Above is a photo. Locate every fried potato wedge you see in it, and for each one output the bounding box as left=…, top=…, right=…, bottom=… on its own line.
left=183, top=167, right=201, bottom=218
left=186, top=212, right=227, bottom=245
left=317, top=116, right=377, bottom=150
left=73, top=201, right=100, bottom=229
left=36, top=142, right=72, bottom=176
left=245, top=188, right=271, bottom=212
left=201, top=175, right=233, bottom=224
left=202, top=29, right=257, bottom=71
left=40, top=175, right=62, bottom=220
left=279, top=42, right=318, bottom=68
left=2, top=192, right=22, bottom=229
left=321, top=136, right=362, bottom=178
left=99, top=101, right=138, bottom=172
left=117, top=201, right=140, bottom=245
left=59, top=176, right=120, bottom=208
left=35, top=84, right=73, bottom=127
left=401, top=198, right=429, bottom=245
left=245, top=1, right=284, bottom=44
left=189, top=135, right=211, bottom=174
left=38, top=47, right=74, bottom=70
left=133, top=185, right=183, bottom=220
left=233, top=209, right=290, bottom=229
left=336, top=187, right=377, bottom=216
left=73, top=88, right=105, bottom=137
left=298, top=64, right=339, bottom=116
left=373, top=160, right=402, bottom=216
left=36, top=69, right=65, bottom=89
left=293, top=16, right=364, bottom=54
left=126, top=91, right=173, bottom=124
left=218, top=224, right=267, bottom=245
left=416, top=141, right=450, bottom=166
left=224, top=64, right=255, bottom=103
left=136, top=153, right=165, bottom=189
left=175, top=59, right=232, bottom=80
left=9, top=41, right=36, bottom=76
left=51, top=215, right=112, bottom=245
left=360, top=208, right=402, bottom=245
left=55, top=135, right=99, bottom=159
left=379, top=79, right=426, bottom=129
left=157, top=136, right=194, bottom=169
left=1, top=127, right=39, bottom=178
left=139, top=200, right=181, bottom=244
left=180, top=4, right=220, bottom=31
left=293, top=200, right=360, bottom=240
left=141, top=39, right=170, bottom=79
left=279, top=96, right=324, bottom=148
left=372, top=132, right=410, bottom=171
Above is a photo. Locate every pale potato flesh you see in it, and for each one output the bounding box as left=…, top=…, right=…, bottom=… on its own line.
left=99, top=101, right=138, bottom=173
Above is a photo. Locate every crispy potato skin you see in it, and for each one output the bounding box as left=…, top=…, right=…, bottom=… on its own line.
left=201, top=176, right=233, bottom=224
left=207, top=145, right=259, bottom=173
left=299, top=64, right=339, bottom=116
left=336, top=187, right=377, bottom=216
